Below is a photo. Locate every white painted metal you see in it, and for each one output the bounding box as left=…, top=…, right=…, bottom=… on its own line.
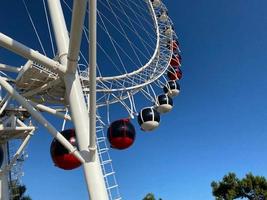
left=67, top=0, right=87, bottom=73
left=89, top=0, right=97, bottom=151
left=0, top=77, right=85, bottom=164
left=95, top=0, right=161, bottom=81
left=0, top=0, right=175, bottom=109
left=0, top=83, right=9, bottom=200
left=0, top=33, right=66, bottom=74
left=0, top=96, right=11, bottom=116
left=87, top=0, right=174, bottom=108
left=96, top=121, right=121, bottom=200
left=0, top=100, right=35, bottom=200
left=0, top=0, right=179, bottom=199
left=47, top=0, right=108, bottom=199
left=0, top=64, right=21, bottom=73
left=1, top=131, right=34, bottom=173
left=30, top=102, right=71, bottom=121
left=0, top=144, right=9, bottom=200
left=0, top=127, right=34, bottom=132
left=22, top=79, right=62, bottom=97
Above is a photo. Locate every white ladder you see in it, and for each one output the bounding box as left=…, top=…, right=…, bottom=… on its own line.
left=96, top=120, right=122, bottom=200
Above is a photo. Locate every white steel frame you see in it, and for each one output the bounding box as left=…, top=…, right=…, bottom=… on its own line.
left=0, top=0, right=108, bottom=199
left=0, top=0, right=178, bottom=199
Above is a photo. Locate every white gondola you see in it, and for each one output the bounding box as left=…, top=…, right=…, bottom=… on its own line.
left=163, top=80, right=180, bottom=97
left=156, top=94, right=173, bottom=114
left=159, top=12, right=168, bottom=22
left=163, top=26, right=173, bottom=36
left=151, top=0, right=161, bottom=8
left=138, top=107, right=160, bottom=131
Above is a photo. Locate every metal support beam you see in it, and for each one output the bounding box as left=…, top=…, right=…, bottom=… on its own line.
left=1, top=130, right=34, bottom=174
left=0, top=64, right=21, bottom=73
left=22, top=79, right=62, bottom=97
left=0, top=144, right=9, bottom=200
left=89, top=0, right=97, bottom=153
left=30, top=101, right=71, bottom=121
left=47, top=0, right=108, bottom=199
left=0, top=77, right=84, bottom=164
left=67, top=0, right=88, bottom=73
left=0, top=82, right=8, bottom=200
left=0, top=33, right=66, bottom=74
left=0, top=96, right=11, bottom=116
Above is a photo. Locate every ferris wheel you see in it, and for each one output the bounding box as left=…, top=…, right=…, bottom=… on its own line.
left=0, top=0, right=182, bottom=199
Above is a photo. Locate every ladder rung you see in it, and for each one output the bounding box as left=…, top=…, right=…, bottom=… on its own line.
left=98, top=148, right=109, bottom=153
left=101, top=159, right=112, bottom=165
left=97, top=136, right=106, bottom=140
left=107, top=184, right=118, bottom=190
left=104, top=172, right=115, bottom=177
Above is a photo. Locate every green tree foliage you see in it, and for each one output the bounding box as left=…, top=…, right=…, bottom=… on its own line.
left=211, top=172, right=267, bottom=200
left=143, top=193, right=156, bottom=200
left=10, top=181, right=32, bottom=200
left=143, top=193, right=162, bottom=200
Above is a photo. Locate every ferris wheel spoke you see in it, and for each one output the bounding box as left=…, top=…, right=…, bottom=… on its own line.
left=140, top=88, right=156, bottom=103
left=22, top=0, right=47, bottom=56
left=106, top=0, right=155, bottom=55
left=101, top=0, right=156, bottom=48
left=61, top=0, right=123, bottom=76
left=42, top=0, right=56, bottom=57
left=126, top=0, right=151, bottom=14
left=83, top=24, right=126, bottom=75
left=124, top=0, right=157, bottom=46
left=101, top=0, right=143, bottom=67
left=97, top=10, right=128, bottom=74
left=115, top=0, right=156, bottom=47
left=97, top=9, right=153, bottom=64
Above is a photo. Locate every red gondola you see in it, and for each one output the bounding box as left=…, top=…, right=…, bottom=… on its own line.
left=167, top=67, right=182, bottom=81
left=170, top=54, right=181, bottom=67
left=107, top=119, right=136, bottom=150
left=50, top=129, right=81, bottom=170
left=171, top=40, right=179, bottom=51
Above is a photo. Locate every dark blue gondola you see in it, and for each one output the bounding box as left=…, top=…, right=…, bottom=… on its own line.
left=156, top=94, right=173, bottom=114
left=163, top=80, right=180, bottom=97
left=138, top=107, right=160, bottom=131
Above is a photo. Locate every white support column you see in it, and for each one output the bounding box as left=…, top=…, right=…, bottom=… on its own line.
left=0, top=76, right=9, bottom=200
left=47, top=0, right=108, bottom=199
left=0, top=144, right=9, bottom=200
left=89, top=0, right=97, bottom=152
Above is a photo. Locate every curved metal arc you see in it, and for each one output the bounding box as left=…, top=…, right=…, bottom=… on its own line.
left=93, top=1, right=174, bottom=97
left=96, top=0, right=160, bottom=81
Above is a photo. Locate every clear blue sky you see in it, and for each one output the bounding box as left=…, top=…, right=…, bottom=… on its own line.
left=1, top=0, right=267, bottom=200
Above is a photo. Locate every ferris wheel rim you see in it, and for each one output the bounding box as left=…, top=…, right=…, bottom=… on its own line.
left=92, top=0, right=176, bottom=94
left=95, top=0, right=160, bottom=81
